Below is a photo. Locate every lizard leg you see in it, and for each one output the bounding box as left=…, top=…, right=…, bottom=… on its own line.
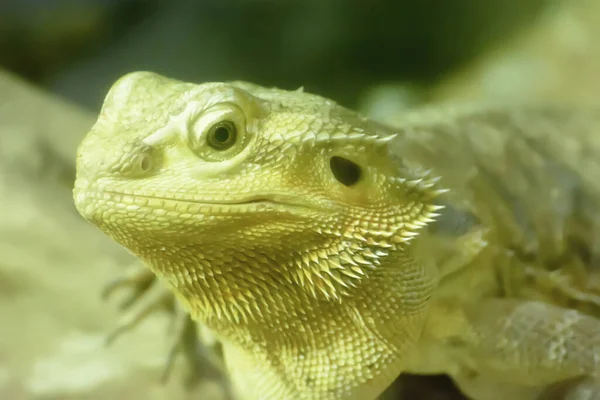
left=103, top=262, right=224, bottom=385
left=454, top=299, right=600, bottom=400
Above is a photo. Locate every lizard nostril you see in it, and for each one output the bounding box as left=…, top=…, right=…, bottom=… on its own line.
left=114, top=145, right=158, bottom=178
left=139, top=155, right=152, bottom=172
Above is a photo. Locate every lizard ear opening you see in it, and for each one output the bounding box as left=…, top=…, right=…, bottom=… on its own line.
left=330, top=156, right=361, bottom=186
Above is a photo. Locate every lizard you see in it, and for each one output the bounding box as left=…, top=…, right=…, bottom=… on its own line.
left=73, top=71, right=600, bottom=400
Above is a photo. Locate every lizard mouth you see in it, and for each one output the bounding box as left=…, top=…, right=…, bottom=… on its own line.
left=74, top=188, right=313, bottom=218
left=103, top=190, right=275, bottom=206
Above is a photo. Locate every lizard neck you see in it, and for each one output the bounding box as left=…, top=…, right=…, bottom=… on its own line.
left=149, top=247, right=436, bottom=399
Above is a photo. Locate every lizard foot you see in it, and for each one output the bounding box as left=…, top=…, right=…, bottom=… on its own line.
left=455, top=299, right=600, bottom=400
left=102, top=262, right=220, bottom=385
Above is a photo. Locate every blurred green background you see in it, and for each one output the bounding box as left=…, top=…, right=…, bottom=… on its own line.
left=1, top=0, right=550, bottom=110
left=1, top=1, right=599, bottom=399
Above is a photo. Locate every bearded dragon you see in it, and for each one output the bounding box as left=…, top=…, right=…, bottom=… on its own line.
left=73, top=71, right=600, bottom=400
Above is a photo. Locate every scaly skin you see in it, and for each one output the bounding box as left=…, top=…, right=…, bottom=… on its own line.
left=74, top=72, right=600, bottom=400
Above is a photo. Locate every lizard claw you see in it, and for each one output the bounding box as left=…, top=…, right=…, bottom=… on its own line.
left=161, top=302, right=196, bottom=383
left=104, top=274, right=173, bottom=345
left=102, top=261, right=156, bottom=308
left=101, top=262, right=205, bottom=384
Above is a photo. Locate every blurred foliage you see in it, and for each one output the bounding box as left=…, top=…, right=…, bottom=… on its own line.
left=1, top=0, right=550, bottom=110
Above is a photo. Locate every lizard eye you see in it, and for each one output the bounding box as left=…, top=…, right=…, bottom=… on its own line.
left=189, top=103, right=246, bottom=160
left=207, top=121, right=237, bottom=150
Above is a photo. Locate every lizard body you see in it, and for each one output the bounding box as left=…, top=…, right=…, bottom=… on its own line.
left=74, top=72, right=600, bottom=400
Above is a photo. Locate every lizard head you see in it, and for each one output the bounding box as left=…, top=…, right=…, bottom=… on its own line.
left=74, top=71, right=443, bottom=322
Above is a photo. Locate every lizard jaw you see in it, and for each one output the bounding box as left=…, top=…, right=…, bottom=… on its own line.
left=74, top=187, right=315, bottom=221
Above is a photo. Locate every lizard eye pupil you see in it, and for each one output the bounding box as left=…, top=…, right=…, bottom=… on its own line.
left=214, top=126, right=231, bottom=142
left=330, top=156, right=361, bottom=186
left=207, top=121, right=237, bottom=150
